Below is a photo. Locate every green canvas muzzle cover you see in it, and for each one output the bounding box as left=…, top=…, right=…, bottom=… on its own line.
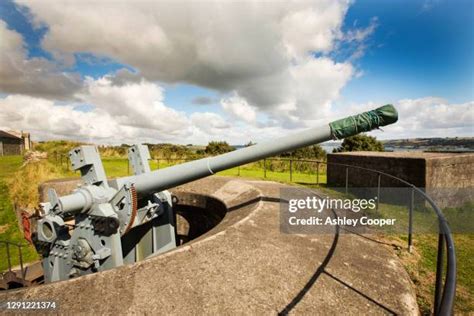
left=329, top=104, right=398, bottom=140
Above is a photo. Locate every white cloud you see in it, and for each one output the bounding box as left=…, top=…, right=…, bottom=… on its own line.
left=190, top=112, right=231, bottom=136
left=281, top=2, right=349, bottom=56
left=1, top=91, right=472, bottom=146
left=0, top=77, right=192, bottom=144
left=14, top=0, right=361, bottom=123
left=220, top=95, right=257, bottom=124
left=344, top=17, right=378, bottom=43
left=396, top=97, right=473, bottom=131
left=0, top=94, right=117, bottom=142
left=5, top=1, right=467, bottom=145
left=79, top=77, right=189, bottom=136
left=0, top=20, right=81, bottom=99
left=341, top=97, right=474, bottom=139
left=342, top=17, right=378, bottom=60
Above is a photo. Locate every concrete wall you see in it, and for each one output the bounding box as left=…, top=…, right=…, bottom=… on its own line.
left=6, top=130, right=31, bottom=151
left=327, top=153, right=427, bottom=188
left=327, top=152, right=474, bottom=207
left=23, top=133, right=32, bottom=151
left=426, top=154, right=474, bottom=188
left=38, top=178, right=83, bottom=203
left=0, top=137, right=22, bottom=155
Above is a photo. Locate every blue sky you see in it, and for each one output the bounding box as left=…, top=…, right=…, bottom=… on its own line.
left=0, top=0, right=472, bottom=144
left=340, top=0, right=473, bottom=105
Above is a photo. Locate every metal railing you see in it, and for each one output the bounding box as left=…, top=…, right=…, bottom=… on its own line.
left=55, top=154, right=456, bottom=314
left=0, top=240, right=27, bottom=280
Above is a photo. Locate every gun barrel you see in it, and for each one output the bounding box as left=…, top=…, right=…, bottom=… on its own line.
left=123, top=123, right=331, bottom=194
left=121, top=104, right=398, bottom=194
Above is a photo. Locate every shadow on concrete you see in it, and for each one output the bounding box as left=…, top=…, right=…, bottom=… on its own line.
left=226, top=193, right=341, bottom=315
left=278, top=210, right=399, bottom=315
left=340, top=226, right=401, bottom=248
left=227, top=196, right=284, bottom=213
left=278, top=209, right=340, bottom=315
left=226, top=192, right=401, bottom=315
left=323, top=270, right=397, bottom=315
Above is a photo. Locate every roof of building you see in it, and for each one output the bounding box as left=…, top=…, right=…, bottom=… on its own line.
left=0, top=130, right=22, bottom=140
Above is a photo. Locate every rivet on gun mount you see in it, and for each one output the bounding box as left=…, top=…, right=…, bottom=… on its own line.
left=26, top=105, right=398, bottom=283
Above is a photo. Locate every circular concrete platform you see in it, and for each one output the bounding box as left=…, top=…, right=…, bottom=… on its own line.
left=0, top=177, right=418, bottom=315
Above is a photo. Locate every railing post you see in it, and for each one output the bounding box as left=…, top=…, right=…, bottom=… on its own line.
left=263, top=159, right=267, bottom=178
left=6, top=242, right=12, bottom=271
left=316, top=162, right=320, bottom=185
left=290, top=159, right=293, bottom=182
left=19, top=245, right=25, bottom=279
left=237, top=165, right=240, bottom=176
left=127, top=158, right=130, bottom=175
left=434, top=226, right=445, bottom=315
left=345, top=167, right=349, bottom=194
left=408, top=187, right=414, bottom=252
left=376, top=173, right=381, bottom=211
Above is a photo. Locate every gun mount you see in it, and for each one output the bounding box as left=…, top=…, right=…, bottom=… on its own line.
left=29, top=105, right=398, bottom=283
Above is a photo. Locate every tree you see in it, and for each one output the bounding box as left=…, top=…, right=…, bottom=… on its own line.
left=245, top=141, right=256, bottom=147
left=333, top=134, right=384, bottom=153
left=281, top=145, right=326, bottom=160
left=205, top=141, right=235, bottom=155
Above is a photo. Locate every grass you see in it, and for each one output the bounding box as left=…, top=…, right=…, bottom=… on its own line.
left=389, top=233, right=474, bottom=315
left=357, top=198, right=474, bottom=314
left=154, top=159, right=326, bottom=184
left=0, top=156, right=23, bottom=178
left=0, top=156, right=40, bottom=271
left=94, top=158, right=326, bottom=184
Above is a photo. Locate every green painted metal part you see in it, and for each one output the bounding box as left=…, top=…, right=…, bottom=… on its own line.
left=329, top=104, right=398, bottom=139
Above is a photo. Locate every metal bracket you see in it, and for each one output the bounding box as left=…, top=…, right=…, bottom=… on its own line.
left=69, top=146, right=108, bottom=187
left=128, top=144, right=151, bottom=175
left=47, top=188, right=62, bottom=214
left=110, top=184, right=137, bottom=235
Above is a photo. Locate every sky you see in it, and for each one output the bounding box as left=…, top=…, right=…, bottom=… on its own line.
left=0, top=0, right=472, bottom=145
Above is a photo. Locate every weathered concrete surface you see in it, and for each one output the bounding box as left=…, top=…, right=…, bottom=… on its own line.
left=327, top=151, right=474, bottom=207
left=38, top=178, right=83, bottom=203
left=1, top=177, right=418, bottom=315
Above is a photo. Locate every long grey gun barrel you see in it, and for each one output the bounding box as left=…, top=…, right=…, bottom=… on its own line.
left=56, top=104, right=397, bottom=213
left=117, top=104, right=398, bottom=194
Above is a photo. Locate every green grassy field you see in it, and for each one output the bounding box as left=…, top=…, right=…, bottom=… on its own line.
left=159, top=159, right=326, bottom=184
left=0, top=156, right=23, bottom=178
left=93, top=157, right=327, bottom=184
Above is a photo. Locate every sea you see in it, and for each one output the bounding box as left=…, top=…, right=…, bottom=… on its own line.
left=234, top=142, right=473, bottom=153
left=320, top=142, right=473, bottom=153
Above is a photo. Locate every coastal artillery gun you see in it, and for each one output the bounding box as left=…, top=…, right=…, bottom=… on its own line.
left=27, top=105, right=398, bottom=283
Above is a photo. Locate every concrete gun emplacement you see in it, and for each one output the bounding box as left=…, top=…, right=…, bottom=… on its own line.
left=28, top=105, right=398, bottom=282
